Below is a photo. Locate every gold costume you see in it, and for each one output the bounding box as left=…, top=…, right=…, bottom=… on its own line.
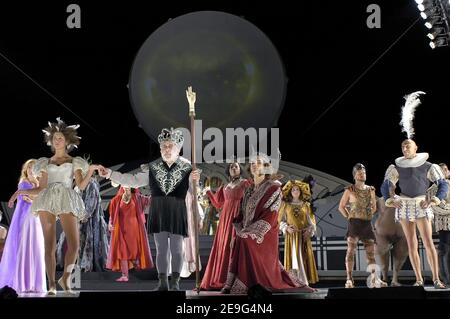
left=279, top=181, right=319, bottom=284
left=346, top=186, right=375, bottom=221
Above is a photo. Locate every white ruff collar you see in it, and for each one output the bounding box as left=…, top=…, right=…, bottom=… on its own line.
left=395, top=153, right=429, bottom=168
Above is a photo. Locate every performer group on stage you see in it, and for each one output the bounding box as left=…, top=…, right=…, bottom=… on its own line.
left=1, top=89, right=449, bottom=296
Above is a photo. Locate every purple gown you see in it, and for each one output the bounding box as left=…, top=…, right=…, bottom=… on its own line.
left=0, top=181, right=46, bottom=293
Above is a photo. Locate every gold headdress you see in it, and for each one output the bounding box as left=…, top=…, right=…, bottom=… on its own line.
left=282, top=180, right=311, bottom=202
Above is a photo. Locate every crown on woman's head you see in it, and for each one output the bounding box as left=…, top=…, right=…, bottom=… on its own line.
left=248, top=146, right=281, bottom=174
left=157, top=128, right=184, bottom=148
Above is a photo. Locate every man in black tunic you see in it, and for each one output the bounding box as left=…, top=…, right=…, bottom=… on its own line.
left=99, top=128, right=200, bottom=291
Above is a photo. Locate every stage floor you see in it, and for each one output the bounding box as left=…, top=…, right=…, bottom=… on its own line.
left=14, top=280, right=450, bottom=299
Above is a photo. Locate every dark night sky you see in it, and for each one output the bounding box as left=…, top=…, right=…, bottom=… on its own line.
left=0, top=0, right=449, bottom=200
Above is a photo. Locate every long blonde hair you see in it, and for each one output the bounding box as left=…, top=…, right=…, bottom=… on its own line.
left=19, top=159, right=36, bottom=183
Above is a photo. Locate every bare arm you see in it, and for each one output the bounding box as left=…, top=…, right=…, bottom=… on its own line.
left=74, top=165, right=98, bottom=191
left=8, top=173, right=48, bottom=207
left=338, top=189, right=350, bottom=218
left=370, top=188, right=377, bottom=215
left=21, top=173, right=48, bottom=196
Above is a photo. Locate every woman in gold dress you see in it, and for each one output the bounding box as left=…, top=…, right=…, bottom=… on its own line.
left=279, top=180, right=319, bottom=284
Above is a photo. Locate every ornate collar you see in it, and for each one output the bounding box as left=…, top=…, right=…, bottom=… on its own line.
left=150, top=157, right=191, bottom=195
left=395, top=153, right=429, bottom=168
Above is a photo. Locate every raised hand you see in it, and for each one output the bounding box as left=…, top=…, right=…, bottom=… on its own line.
left=186, top=86, right=196, bottom=106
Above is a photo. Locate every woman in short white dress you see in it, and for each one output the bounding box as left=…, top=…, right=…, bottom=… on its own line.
left=9, top=118, right=99, bottom=294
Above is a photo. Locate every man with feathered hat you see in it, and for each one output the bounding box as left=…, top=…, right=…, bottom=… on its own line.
left=380, top=91, right=448, bottom=289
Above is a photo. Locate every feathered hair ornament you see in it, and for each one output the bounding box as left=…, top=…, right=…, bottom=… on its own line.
left=42, top=117, right=81, bottom=152
left=400, top=91, right=425, bottom=139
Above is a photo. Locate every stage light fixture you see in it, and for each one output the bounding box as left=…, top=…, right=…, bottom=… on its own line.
left=429, top=36, right=449, bottom=48
left=426, top=27, right=445, bottom=39
left=417, top=0, right=438, bottom=8
left=415, top=0, right=450, bottom=48
left=421, top=6, right=440, bottom=19
left=424, top=15, right=445, bottom=28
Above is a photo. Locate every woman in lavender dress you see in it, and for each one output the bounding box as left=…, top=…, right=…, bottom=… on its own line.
left=8, top=118, right=98, bottom=295
left=0, top=159, right=46, bottom=293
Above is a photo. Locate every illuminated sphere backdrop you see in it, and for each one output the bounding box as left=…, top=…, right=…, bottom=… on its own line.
left=129, top=11, right=286, bottom=143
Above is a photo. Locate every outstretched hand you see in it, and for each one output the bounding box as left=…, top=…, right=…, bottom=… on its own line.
left=97, top=165, right=110, bottom=178
left=89, top=164, right=101, bottom=173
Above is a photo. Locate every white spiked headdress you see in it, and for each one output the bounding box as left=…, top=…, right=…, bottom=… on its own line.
left=42, top=117, right=81, bottom=152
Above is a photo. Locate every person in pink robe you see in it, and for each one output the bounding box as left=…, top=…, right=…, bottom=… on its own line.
left=200, top=162, right=251, bottom=290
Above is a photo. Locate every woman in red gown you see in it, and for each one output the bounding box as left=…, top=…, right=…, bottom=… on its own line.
left=107, top=186, right=153, bottom=281
left=200, top=162, right=251, bottom=290
left=222, top=154, right=315, bottom=294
